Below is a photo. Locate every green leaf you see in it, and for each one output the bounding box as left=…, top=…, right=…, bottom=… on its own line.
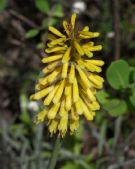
left=0, top=0, right=6, bottom=12
left=96, top=90, right=111, bottom=104
left=106, top=60, right=130, bottom=90
left=130, top=67, right=135, bottom=83
left=36, top=42, right=45, bottom=49
left=127, top=91, right=135, bottom=112
left=129, top=92, right=135, bottom=107
left=41, top=17, right=58, bottom=28
left=60, top=162, right=83, bottom=169
left=103, top=99, right=127, bottom=117
left=52, top=4, right=64, bottom=17
left=35, top=0, right=50, bottom=14
left=25, top=29, right=39, bottom=39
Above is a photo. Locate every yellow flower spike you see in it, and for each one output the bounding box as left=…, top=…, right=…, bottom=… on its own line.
left=62, top=63, right=68, bottom=78
left=63, top=20, right=70, bottom=36
left=62, top=47, right=71, bottom=63
left=42, top=54, right=63, bottom=63
left=71, top=13, right=77, bottom=29
left=44, top=84, right=59, bottom=106
left=47, top=103, right=60, bottom=119
left=74, top=41, right=84, bottom=56
left=31, top=13, right=104, bottom=137
left=73, top=78, right=79, bottom=102
left=34, top=109, right=47, bottom=124
left=69, top=64, right=75, bottom=83
left=53, top=80, right=65, bottom=104
left=30, top=86, right=54, bottom=100
left=49, top=26, right=66, bottom=38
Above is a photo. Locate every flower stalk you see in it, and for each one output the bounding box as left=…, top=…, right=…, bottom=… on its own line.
left=48, top=137, right=61, bottom=169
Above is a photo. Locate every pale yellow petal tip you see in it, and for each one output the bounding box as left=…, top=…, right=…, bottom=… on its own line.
left=94, top=32, right=100, bottom=37
left=99, top=45, right=103, bottom=50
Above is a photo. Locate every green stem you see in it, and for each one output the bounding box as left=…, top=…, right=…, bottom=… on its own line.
left=48, top=136, right=61, bottom=169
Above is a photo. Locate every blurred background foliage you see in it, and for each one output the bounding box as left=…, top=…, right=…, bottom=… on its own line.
left=0, top=0, right=135, bottom=169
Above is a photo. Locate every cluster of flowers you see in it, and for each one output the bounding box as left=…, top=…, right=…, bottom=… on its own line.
left=30, top=14, right=104, bottom=137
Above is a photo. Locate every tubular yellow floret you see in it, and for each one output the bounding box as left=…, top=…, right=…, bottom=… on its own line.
left=80, top=98, right=93, bottom=120
left=76, top=65, right=91, bottom=88
left=70, top=119, right=79, bottom=133
left=59, top=99, right=66, bottom=117
left=87, top=60, right=104, bottom=66
left=58, top=116, right=68, bottom=137
left=34, top=109, right=47, bottom=124
left=71, top=106, right=79, bottom=120
left=45, top=46, right=67, bottom=53
left=62, top=47, right=71, bottom=63
left=75, top=100, right=83, bottom=115
left=89, top=45, right=102, bottom=51
left=48, top=120, right=58, bottom=134
left=42, top=54, right=63, bottom=63
left=63, top=20, right=70, bottom=36
left=73, top=78, right=79, bottom=102
left=65, top=84, right=72, bottom=111
left=44, top=84, right=59, bottom=105
left=82, top=26, right=89, bottom=31
left=48, top=37, right=66, bottom=47
left=49, top=26, right=66, bottom=38
left=30, top=86, right=53, bottom=100
left=53, top=80, right=65, bottom=104
left=71, top=13, right=77, bottom=29
left=74, top=41, right=84, bottom=56
left=42, top=61, right=59, bottom=74
left=62, top=63, right=68, bottom=78
left=47, top=103, right=60, bottom=119
left=69, top=64, right=75, bottom=83
left=47, top=68, right=61, bottom=83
